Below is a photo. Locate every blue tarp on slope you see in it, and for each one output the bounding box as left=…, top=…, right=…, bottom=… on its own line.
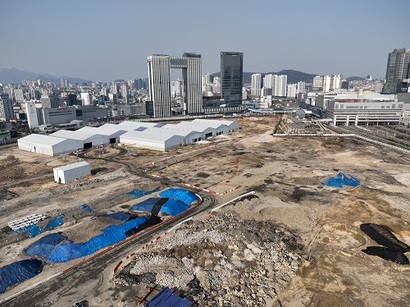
left=14, top=224, right=41, bottom=238
left=47, top=216, right=147, bottom=262
left=0, top=259, right=43, bottom=294
left=159, top=198, right=190, bottom=216
left=25, top=233, right=68, bottom=260
left=43, top=215, right=64, bottom=232
left=159, top=188, right=200, bottom=206
left=130, top=189, right=200, bottom=216
left=103, top=212, right=133, bottom=221
left=130, top=197, right=161, bottom=213
left=126, top=186, right=160, bottom=198
left=13, top=215, right=64, bottom=238
left=145, top=287, right=191, bottom=307
left=322, top=172, right=360, bottom=188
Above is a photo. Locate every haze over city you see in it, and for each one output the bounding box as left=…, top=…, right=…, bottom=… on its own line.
left=1, top=0, right=410, bottom=82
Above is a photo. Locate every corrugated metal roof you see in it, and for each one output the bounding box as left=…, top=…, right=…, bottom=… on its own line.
left=55, top=161, right=90, bottom=171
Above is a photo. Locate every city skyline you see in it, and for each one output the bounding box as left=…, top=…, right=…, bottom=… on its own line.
left=1, top=0, right=410, bottom=82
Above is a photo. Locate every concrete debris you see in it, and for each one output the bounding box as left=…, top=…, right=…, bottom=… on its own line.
left=114, top=211, right=304, bottom=306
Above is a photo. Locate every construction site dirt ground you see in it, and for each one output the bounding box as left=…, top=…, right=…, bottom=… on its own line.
left=1, top=116, right=410, bottom=306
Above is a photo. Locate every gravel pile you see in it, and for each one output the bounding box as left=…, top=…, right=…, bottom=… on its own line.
left=114, top=211, right=304, bottom=306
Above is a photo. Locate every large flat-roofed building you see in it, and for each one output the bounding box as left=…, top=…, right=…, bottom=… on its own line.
left=323, top=92, right=403, bottom=126
left=147, top=53, right=203, bottom=117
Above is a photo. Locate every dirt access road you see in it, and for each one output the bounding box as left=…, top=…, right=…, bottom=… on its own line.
left=0, top=116, right=410, bottom=306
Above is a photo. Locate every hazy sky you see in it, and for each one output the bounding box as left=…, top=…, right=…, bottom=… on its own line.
left=1, top=0, right=409, bottom=82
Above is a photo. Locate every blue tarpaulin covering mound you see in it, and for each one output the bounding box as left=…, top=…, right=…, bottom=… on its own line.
left=47, top=216, right=147, bottom=262
left=322, top=172, right=360, bottom=188
left=25, top=233, right=68, bottom=260
left=126, top=186, right=160, bottom=198
left=131, top=189, right=200, bottom=216
left=159, top=188, right=200, bottom=206
left=43, top=215, right=64, bottom=232
left=13, top=215, right=64, bottom=238
left=80, top=204, right=94, bottom=213
left=0, top=259, right=43, bottom=294
left=130, top=197, right=161, bottom=213
left=14, top=224, right=41, bottom=238
left=103, top=212, right=133, bottom=221
left=160, top=198, right=190, bottom=216
left=145, top=287, right=191, bottom=307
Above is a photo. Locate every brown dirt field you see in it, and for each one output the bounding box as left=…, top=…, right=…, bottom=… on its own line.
left=1, top=115, right=410, bottom=306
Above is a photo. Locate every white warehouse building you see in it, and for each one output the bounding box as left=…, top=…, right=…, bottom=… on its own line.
left=18, top=118, right=240, bottom=155
left=17, top=134, right=82, bottom=156
left=120, top=130, right=184, bottom=151
left=51, top=129, right=109, bottom=149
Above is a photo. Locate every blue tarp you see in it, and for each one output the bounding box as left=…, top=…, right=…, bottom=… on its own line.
left=47, top=216, right=147, bottom=262
left=25, top=233, right=68, bottom=260
left=126, top=186, right=160, bottom=198
left=130, top=189, right=200, bottom=216
left=322, top=172, right=360, bottom=188
left=43, top=215, right=64, bottom=231
left=0, top=259, right=43, bottom=294
left=130, top=197, right=161, bottom=213
left=159, top=199, right=190, bottom=216
left=145, top=287, right=191, bottom=307
left=14, top=224, right=41, bottom=238
left=80, top=204, right=94, bottom=213
left=159, top=188, right=200, bottom=206
left=103, top=212, right=133, bottom=221
left=13, top=215, right=64, bottom=238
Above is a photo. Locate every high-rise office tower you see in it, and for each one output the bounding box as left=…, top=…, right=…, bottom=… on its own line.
left=251, top=73, right=262, bottom=97
left=0, top=94, right=14, bottom=121
left=383, top=48, right=410, bottom=93
left=220, top=52, right=243, bottom=105
left=147, top=53, right=202, bottom=117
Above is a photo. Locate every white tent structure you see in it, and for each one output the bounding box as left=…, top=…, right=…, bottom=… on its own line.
left=17, top=134, right=82, bottom=156
left=117, top=121, right=163, bottom=131
left=53, top=161, right=91, bottom=184
left=51, top=129, right=109, bottom=149
left=120, top=130, right=184, bottom=151
left=161, top=124, right=203, bottom=144
left=78, top=125, right=127, bottom=143
left=193, top=118, right=240, bottom=131
left=176, top=121, right=217, bottom=139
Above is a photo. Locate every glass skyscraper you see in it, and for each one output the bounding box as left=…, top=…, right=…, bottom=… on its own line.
left=220, top=52, right=243, bottom=105
left=382, top=48, right=410, bottom=94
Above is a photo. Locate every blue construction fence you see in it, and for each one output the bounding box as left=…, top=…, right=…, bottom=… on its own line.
left=0, top=259, right=43, bottom=294
left=131, top=188, right=200, bottom=216
left=322, top=172, right=360, bottom=188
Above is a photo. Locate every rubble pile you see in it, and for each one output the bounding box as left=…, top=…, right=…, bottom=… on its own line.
left=114, top=211, right=304, bottom=306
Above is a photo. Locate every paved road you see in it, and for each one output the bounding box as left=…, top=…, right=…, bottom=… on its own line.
left=1, top=191, right=216, bottom=307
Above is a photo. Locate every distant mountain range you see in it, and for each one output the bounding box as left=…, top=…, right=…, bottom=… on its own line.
left=0, top=68, right=89, bottom=85
left=0, top=67, right=366, bottom=85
